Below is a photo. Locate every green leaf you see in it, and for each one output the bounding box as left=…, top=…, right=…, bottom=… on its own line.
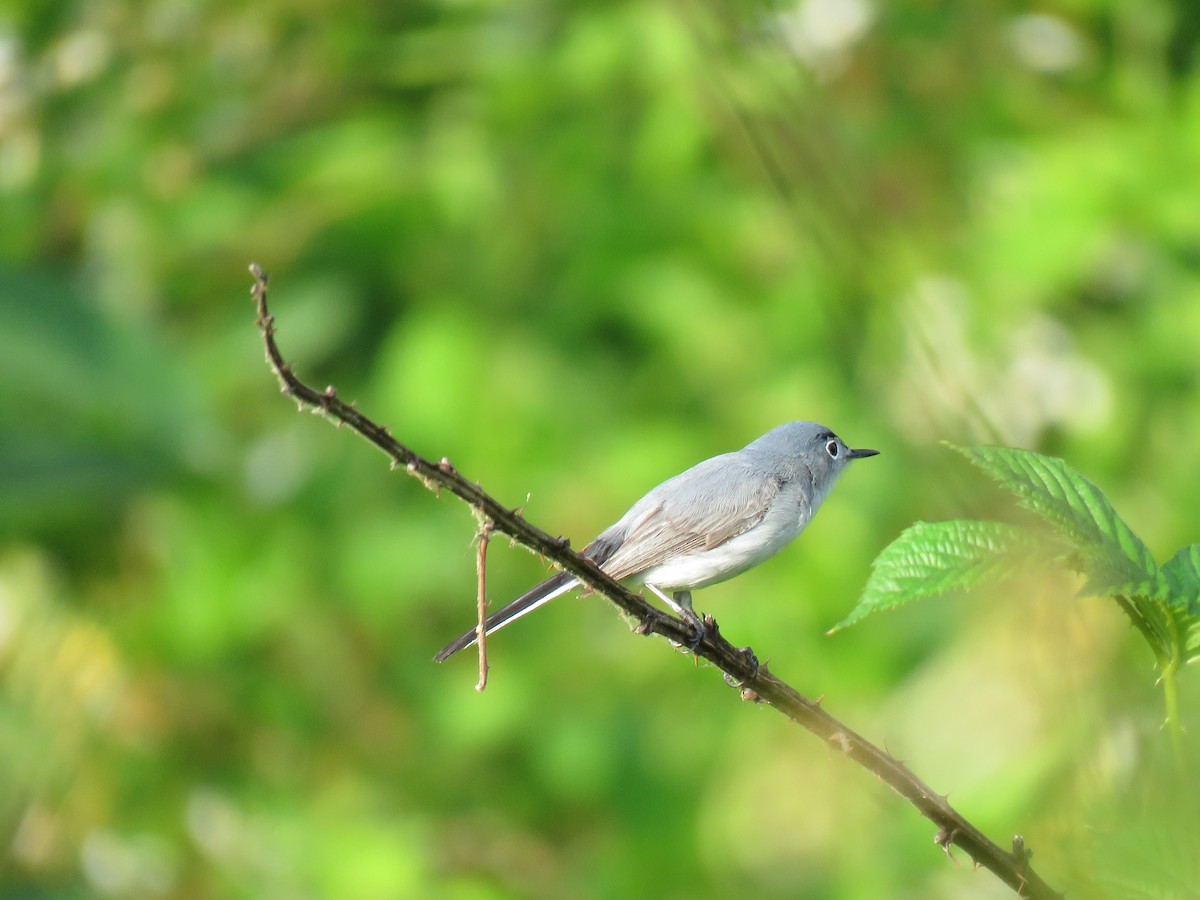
left=957, top=445, right=1162, bottom=598
left=1159, top=545, right=1200, bottom=666
left=1187, top=621, right=1200, bottom=666
left=831, top=520, right=1049, bottom=632
left=1162, top=544, right=1200, bottom=615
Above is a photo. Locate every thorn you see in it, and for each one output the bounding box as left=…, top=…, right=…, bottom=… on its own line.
left=883, top=743, right=909, bottom=770
left=439, top=457, right=455, bottom=473
left=814, top=694, right=825, bottom=707
left=634, top=620, right=652, bottom=636
left=740, top=687, right=761, bottom=702
left=324, top=385, right=337, bottom=399
left=934, top=827, right=959, bottom=865
left=1012, top=834, right=1032, bottom=866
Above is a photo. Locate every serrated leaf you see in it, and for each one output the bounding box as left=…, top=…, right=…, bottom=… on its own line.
left=1187, top=620, right=1200, bottom=666
left=832, top=520, right=1048, bottom=632
left=1162, top=544, right=1200, bottom=615
left=957, top=445, right=1162, bottom=598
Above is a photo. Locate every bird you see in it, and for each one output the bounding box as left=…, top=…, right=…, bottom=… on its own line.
left=434, top=421, right=878, bottom=661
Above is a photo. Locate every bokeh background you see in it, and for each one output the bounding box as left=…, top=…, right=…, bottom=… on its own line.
left=3, top=1, right=1199, bottom=897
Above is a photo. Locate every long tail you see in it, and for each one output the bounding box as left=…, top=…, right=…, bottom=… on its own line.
left=433, top=571, right=579, bottom=662
left=434, top=529, right=625, bottom=662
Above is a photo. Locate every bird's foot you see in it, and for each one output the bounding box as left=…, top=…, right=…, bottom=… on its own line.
left=679, top=608, right=708, bottom=652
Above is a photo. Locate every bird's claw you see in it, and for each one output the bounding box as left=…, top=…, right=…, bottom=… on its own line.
left=682, top=609, right=708, bottom=652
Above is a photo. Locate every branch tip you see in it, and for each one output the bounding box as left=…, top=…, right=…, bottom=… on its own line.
left=474, top=520, right=493, bottom=692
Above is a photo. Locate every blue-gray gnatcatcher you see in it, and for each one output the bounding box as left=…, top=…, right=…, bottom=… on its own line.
left=435, top=421, right=878, bottom=661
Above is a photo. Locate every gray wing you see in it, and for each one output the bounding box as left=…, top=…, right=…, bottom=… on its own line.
left=598, top=453, right=782, bottom=581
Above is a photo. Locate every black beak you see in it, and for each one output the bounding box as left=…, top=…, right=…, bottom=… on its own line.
left=848, top=447, right=879, bottom=460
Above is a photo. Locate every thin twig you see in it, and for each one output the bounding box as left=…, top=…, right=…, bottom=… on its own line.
left=475, top=519, right=493, bottom=692
left=247, top=264, right=1063, bottom=900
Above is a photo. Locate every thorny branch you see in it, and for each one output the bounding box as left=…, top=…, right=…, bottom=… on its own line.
left=248, top=264, right=1062, bottom=900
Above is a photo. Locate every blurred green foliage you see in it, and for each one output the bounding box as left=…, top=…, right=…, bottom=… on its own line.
left=1, top=0, right=1198, bottom=897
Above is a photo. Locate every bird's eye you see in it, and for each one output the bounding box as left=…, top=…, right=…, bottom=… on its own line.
left=826, top=440, right=839, bottom=458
